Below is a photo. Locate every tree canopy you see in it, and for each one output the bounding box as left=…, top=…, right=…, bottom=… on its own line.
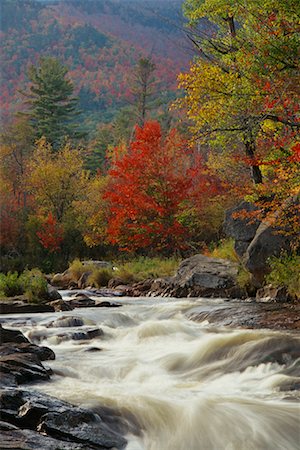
left=22, top=57, right=85, bottom=148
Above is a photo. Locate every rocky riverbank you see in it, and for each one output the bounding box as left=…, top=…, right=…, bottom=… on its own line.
left=0, top=324, right=127, bottom=449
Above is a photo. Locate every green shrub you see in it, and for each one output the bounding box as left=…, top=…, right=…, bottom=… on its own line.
left=0, top=271, right=24, bottom=297
left=266, top=254, right=300, bottom=298
left=20, top=269, right=48, bottom=303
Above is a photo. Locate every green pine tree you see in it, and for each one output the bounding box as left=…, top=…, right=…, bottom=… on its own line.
left=22, top=57, right=85, bottom=149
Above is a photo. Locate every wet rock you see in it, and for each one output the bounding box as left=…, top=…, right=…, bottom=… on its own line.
left=0, top=325, right=29, bottom=344
left=38, top=409, right=127, bottom=449
left=69, top=296, right=96, bottom=308
left=256, top=285, right=293, bottom=303
left=0, top=343, right=55, bottom=361
left=85, top=346, right=102, bottom=352
left=188, top=301, right=300, bottom=330
left=70, top=328, right=103, bottom=341
left=0, top=353, right=50, bottom=386
left=0, top=428, right=89, bottom=449
left=0, top=388, right=127, bottom=450
left=46, top=316, right=85, bottom=328
left=0, top=302, right=55, bottom=314
left=49, top=299, right=73, bottom=311
left=96, top=301, right=122, bottom=308
left=47, top=284, right=62, bottom=301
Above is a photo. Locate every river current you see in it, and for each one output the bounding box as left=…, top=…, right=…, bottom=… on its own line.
left=4, top=295, right=300, bottom=450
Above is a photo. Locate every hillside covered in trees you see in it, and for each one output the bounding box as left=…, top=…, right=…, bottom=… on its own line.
left=0, top=0, right=299, bottom=299
left=1, top=0, right=190, bottom=129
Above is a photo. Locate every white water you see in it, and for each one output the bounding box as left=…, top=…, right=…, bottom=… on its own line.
left=5, top=296, right=300, bottom=450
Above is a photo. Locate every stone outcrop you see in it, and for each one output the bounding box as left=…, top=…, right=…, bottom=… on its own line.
left=0, top=325, right=127, bottom=449
left=224, top=200, right=294, bottom=286
left=224, top=201, right=260, bottom=258
left=244, top=222, right=292, bottom=285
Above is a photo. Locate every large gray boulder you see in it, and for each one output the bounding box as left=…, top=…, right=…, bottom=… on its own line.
left=244, top=222, right=292, bottom=285
left=224, top=201, right=260, bottom=258
left=150, top=255, right=242, bottom=298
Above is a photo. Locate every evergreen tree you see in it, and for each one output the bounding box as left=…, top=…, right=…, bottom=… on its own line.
left=132, top=57, right=156, bottom=127
left=22, top=57, right=85, bottom=148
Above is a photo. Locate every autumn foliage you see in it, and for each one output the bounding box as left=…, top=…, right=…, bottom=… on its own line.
left=37, top=213, right=63, bottom=253
left=105, top=121, right=222, bottom=253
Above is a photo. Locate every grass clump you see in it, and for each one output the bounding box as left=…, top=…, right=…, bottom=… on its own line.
left=266, top=253, right=300, bottom=298
left=209, top=239, right=239, bottom=262
left=116, top=256, right=180, bottom=282
left=68, top=258, right=92, bottom=281
left=88, top=268, right=114, bottom=287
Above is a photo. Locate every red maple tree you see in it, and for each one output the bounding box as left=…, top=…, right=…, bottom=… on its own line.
left=36, top=213, right=63, bottom=253
left=105, top=121, right=221, bottom=253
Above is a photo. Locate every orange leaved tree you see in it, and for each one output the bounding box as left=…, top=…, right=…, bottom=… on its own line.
left=105, top=121, right=221, bottom=253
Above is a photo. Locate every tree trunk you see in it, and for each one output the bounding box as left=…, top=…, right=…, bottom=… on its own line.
left=243, top=132, right=263, bottom=184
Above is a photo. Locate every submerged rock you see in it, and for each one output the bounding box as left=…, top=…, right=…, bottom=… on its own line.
left=46, top=316, right=86, bottom=328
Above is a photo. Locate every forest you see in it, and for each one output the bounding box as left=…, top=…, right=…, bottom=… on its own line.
left=0, top=0, right=299, bottom=296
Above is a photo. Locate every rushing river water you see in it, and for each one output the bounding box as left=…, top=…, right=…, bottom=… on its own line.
left=4, top=295, right=300, bottom=450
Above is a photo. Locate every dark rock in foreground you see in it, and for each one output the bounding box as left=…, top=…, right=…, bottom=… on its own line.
left=0, top=326, right=127, bottom=449
left=0, top=389, right=127, bottom=450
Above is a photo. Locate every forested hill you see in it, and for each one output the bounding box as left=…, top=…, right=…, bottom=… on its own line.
left=1, top=0, right=190, bottom=128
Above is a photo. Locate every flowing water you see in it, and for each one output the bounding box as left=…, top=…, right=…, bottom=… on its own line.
left=4, top=295, right=300, bottom=450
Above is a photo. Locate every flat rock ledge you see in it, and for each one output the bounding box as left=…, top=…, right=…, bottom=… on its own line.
left=0, top=324, right=127, bottom=450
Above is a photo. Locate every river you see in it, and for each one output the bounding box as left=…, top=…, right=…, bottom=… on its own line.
left=4, top=294, right=300, bottom=450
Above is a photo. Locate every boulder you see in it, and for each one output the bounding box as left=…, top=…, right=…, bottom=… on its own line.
left=78, top=271, right=92, bottom=289
left=256, top=284, right=293, bottom=303
left=0, top=301, right=55, bottom=314
left=0, top=389, right=127, bottom=450
left=0, top=324, right=29, bottom=344
left=46, top=316, right=86, bottom=328
left=223, top=201, right=260, bottom=258
left=244, top=222, right=292, bottom=285
left=172, top=255, right=240, bottom=297
left=0, top=343, right=55, bottom=361
left=69, top=296, right=96, bottom=308
left=49, top=299, right=73, bottom=311
left=50, top=272, right=74, bottom=289
left=47, top=284, right=62, bottom=301
left=149, top=255, right=242, bottom=298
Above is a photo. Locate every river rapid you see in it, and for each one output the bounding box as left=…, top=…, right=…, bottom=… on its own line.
left=4, top=295, right=300, bottom=450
